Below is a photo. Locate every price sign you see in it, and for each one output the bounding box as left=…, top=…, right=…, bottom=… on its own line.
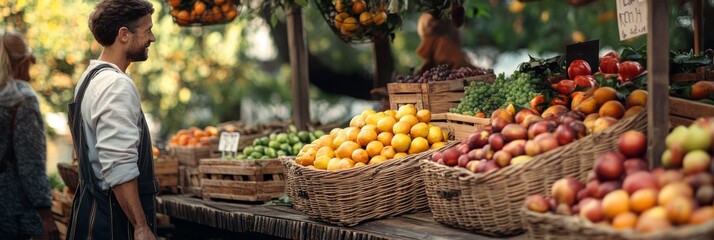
left=227, top=132, right=240, bottom=153
left=218, top=132, right=230, bottom=152
left=616, top=0, right=648, bottom=41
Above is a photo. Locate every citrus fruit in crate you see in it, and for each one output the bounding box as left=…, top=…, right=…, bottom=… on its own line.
left=315, top=0, right=403, bottom=44
left=166, top=0, right=241, bottom=27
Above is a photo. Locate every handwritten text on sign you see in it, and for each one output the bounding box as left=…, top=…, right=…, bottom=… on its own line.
left=616, top=0, right=648, bottom=41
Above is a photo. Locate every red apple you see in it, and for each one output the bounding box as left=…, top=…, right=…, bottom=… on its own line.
left=528, top=121, right=555, bottom=140
left=458, top=154, right=470, bottom=168
left=623, top=171, right=658, bottom=195
left=595, top=151, right=625, bottom=181
left=502, top=123, right=528, bottom=142
left=488, top=133, right=505, bottom=151
left=491, top=118, right=510, bottom=133
left=554, top=124, right=576, bottom=146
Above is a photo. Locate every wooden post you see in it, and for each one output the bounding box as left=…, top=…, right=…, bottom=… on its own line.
left=372, top=36, right=394, bottom=91
left=287, top=6, right=310, bottom=131
left=647, top=1, right=669, bottom=167
left=692, top=0, right=702, bottom=55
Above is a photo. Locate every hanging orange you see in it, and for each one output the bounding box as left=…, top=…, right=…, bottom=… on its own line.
left=193, top=1, right=206, bottom=15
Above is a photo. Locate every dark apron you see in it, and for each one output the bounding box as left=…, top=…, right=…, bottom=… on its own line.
left=66, top=64, right=158, bottom=240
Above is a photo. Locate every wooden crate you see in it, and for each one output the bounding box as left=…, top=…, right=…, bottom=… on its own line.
left=199, top=159, right=286, bottom=202
left=388, top=75, right=496, bottom=113
left=671, top=66, right=714, bottom=82
left=154, top=158, right=179, bottom=193
left=178, top=166, right=202, bottom=197
left=445, top=113, right=491, bottom=141
left=171, top=146, right=211, bottom=167
left=669, top=97, right=714, bottom=127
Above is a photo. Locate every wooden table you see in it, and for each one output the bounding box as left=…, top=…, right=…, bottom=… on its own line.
left=157, top=195, right=528, bottom=240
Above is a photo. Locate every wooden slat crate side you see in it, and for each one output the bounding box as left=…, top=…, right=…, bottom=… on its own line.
left=389, top=93, right=424, bottom=111
left=154, top=160, right=179, bottom=175
left=446, top=113, right=491, bottom=125
left=387, top=82, right=422, bottom=94
left=669, top=97, right=714, bottom=120
left=172, top=146, right=211, bottom=167
left=199, top=165, right=261, bottom=176
left=462, top=74, right=497, bottom=83
left=203, top=186, right=257, bottom=196
left=202, top=193, right=264, bottom=202
left=201, top=179, right=259, bottom=188
left=200, top=158, right=283, bottom=167
left=670, top=115, right=694, bottom=128
left=157, top=174, right=179, bottom=187
left=670, top=73, right=699, bottom=82
left=425, top=79, right=466, bottom=94
left=257, top=181, right=286, bottom=194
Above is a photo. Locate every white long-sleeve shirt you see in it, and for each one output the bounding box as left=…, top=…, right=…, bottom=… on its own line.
left=74, top=60, right=143, bottom=190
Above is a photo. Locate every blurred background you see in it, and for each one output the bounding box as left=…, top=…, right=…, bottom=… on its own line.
left=0, top=0, right=708, bottom=176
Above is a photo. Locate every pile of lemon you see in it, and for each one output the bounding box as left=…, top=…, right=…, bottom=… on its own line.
left=333, top=0, right=388, bottom=37
left=295, top=105, right=448, bottom=170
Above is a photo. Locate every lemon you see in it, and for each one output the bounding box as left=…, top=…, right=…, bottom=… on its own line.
left=351, top=148, right=369, bottom=164
left=380, top=146, right=396, bottom=159
left=369, top=155, right=388, bottom=165
left=377, top=116, right=397, bottom=133
left=313, top=155, right=331, bottom=170
left=416, top=109, right=431, bottom=123
left=337, top=158, right=355, bottom=170
left=365, top=141, right=384, bottom=157
left=393, top=152, right=408, bottom=159
left=392, top=121, right=411, bottom=135
left=350, top=114, right=366, bottom=128
left=365, top=112, right=386, bottom=126
left=408, top=137, right=429, bottom=154
left=426, top=126, right=443, bottom=144
left=377, top=132, right=394, bottom=146
left=396, top=104, right=417, bottom=120
left=326, top=158, right=341, bottom=170
left=357, top=128, right=377, bottom=146
left=391, top=133, right=411, bottom=153
left=410, top=122, right=429, bottom=139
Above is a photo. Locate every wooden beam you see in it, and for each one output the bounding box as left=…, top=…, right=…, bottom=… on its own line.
left=287, top=6, right=310, bottom=131
left=692, top=0, right=702, bottom=55
left=647, top=1, right=669, bottom=167
left=372, top=36, right=394, bottom=92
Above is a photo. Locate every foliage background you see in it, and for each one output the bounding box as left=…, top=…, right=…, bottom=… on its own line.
left=0, top=0, right=701, bottom=139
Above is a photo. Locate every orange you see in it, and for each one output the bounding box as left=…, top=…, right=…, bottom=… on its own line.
left=326, top=158, right=342, bottom=170
left=317, top=135, right=335, bottom=149
left=380, top=146, right=396, bottom=159
left=602, top=190, right=630, bottom=219
left=612, top=212, right=638, bottom=230
left=350, top=114, right=367, bottom=128
left=332, top=134, right=346, bottom=149
left=351, top=0, right=366, bottom=15
left=361, top=109, right=377, bottom=116
left=362, top=124, right=377, bottom=133
left=377, top=132, right=394, bottom=146
left=359, top=12, right=374, bottom=26
left=369, top=155, right=388, bottom=165
left=623, top=106, right=642, bottom=119
left=313, top=156, right=331, bottom=170
left=392, top=121, right=411, bottom=135
left=365, top=141, right=384, bottom=157
left=365, top=112, right=385, bottom=125
left=341, top=17, right=360, bottom=32
left=393, top=152, right=408, bottom=159
left=335, top=0, right=345, bottom=13
left=430, top=141, right=446, bottom=149
left=316, top=146, right=335, bottom=159
left=344, top=127, right=360, bottom=142
left=599, top=100, right=626, bottom=119
left=176, top=10, right=191, bottom=23
left=169, top=0, right=181, bottom=8
left=626, top=89, right=648, bottom=108
left=354, top=162, right=366, bottom=168
left=373, top=11, right=387, bottom=26
left=593, top=87, right=618, bottom=106
left=391, top=133, right=411, bottom=153
left=178, top=134, right=190, bottom=146
left=426, top=126, right=444, bottom=144
left=334, top=12, right=349, bottom=29
left=329, top=128, right=341, bottom=138
left=400, top=115, right=419, bottom=129
left=410, top=122, right=429, bottom=139
left=193, top=1, right=206, bottom=15
left=630, top=189, right=657, bottom=214
left=408, top=137, right=429, bottom=154
left=351, top=149, right=369, bottom=164
left=335, top=141, right=361, bottom=159
left=377, top=116, right=397, bottom=133
left=356, top=128, right=378, bottom=146
left=416, top=109, right=431, bottom=123
left=396, top=104, right=417, bottom=120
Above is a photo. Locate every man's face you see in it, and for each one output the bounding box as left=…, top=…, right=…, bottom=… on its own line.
left=127, top=15, right=155, bottom=62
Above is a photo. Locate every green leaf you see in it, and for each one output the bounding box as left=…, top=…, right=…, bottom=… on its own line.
left=293, top=0, right=309, bottom=7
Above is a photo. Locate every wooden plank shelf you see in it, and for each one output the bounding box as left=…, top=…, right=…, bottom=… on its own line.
left=669, top=97, right=714, bottom=127
left=156, top=195, right=527, bottom=240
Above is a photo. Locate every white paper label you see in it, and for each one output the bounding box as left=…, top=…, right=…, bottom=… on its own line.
left=616, top=0, right=648, bottom=41
left=218, top=132, right=230, bottom=152
left=227, top=132, right=240, bottom=153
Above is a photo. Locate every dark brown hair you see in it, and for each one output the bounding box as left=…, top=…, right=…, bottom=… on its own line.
left=88, top=0, right=154, bottom=46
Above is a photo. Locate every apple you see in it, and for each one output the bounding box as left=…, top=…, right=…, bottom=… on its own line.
left=493, top=150, right=512, bottom=167
left=528, top=121, right=555, bottom=140
left=623, top=158, right=649, bottom=175
left=432, top=152, right=443, bottom=162
left=595, top=151, right=625, bottom=181
left=521, top=114, right=545, bottom=129
left=618, top=130, right=647, bottom=158
left=488, top=133, right=505, bottom=151
left=491, top=118, right=510, bottom=133
left=665, top=126, right=688, bottom=149
left=658, top=170, right=684, bottom=188
left=554, top=124, right=576, bottom=146
left=568, top=121, right=587, bottom=139
left=524, top=140, right=542, bottom=156
left=525, top=195, right=551, bottom=213
left=502, top=139, right=526, bottom=156
left=467, top=130, right=490, bottom=150
left=552, top=176, right=584, bottom=205
left=458, top=154, right=470, bottom=168
left=515, top=109, right=537, bottom=125
left=684, top=125, right=711, bottom=152
left=501, top=124, right=528, bottom=142
left=534, top=132, right=560, bottom=152
left=683, top=150, right=711, bottom=175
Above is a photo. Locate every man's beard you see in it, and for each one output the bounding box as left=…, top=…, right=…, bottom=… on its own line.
left=127, top=43, right=149, bottom=62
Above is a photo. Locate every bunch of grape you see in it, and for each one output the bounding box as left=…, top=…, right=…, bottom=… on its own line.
left=395, top=65, right=493, bottom=83
left=450, top=72, right=542, bottom=116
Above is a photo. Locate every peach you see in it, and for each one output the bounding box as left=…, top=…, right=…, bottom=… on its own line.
left=524, top=195, right=551, bottom=213
left=520, top=114, right=545, bottom=129
left=684, top=172, right=714, bottom=189
left=515, top=109, right=537, bottom=125
left=458, top=154, right=470, bottom=168
left=579, top=199, right=604, bottom=223
left=623, top=106, right=642, bottom=119
left=552, top=177, right=584, bottom=205
left=491, top=109, right=514, bottom=123
left=658, top=182, right=694, bottom=206
left=493, top=150, right=512, bottom=167
left=502, top=139, right=526, bottom=157
left=623, top=158, right=649, bottom=175
left=484, top=160, right=500, bottom=173
left=592, top=117, right=618, bottom=134
left=510, top=155, right=533, bottom=165
left=595, top=181, right=622, bottom=199
left=467, top=130, right=490, bottom=150
left=612, top=212, right=638, bottom=230
left=555, top=203, right=573, bottom=216
left=442, top=148, right=461, bottom=166
left=456, top=143, right=470, bottom=154
left=630, top=189, right=657, bottom=214
left=657, top=170, right=684, bottom=188
left=466, top=160, right=480, bottom=173
left=491, top=118, right=510, bottom=133
left=488, top=133, right=505, bottom=151
left=501, top=124, right=528, bottom=142
left=585, top=180, right=600, bottom=197
left=541, top=105, right=569, bottom=119
left=623, top=171, right=658, bottom=195
left=568, top=121, right=587, bottom=139
left=554, top=124, right=576, bottom=146
left=683, top=150, right=711, bottom=175
left=528, top=121, right=555, bottom=140
left=524, top=140, right=542, bottom=157
left=641, top=206, right=668, bottom=220
left=666, top=196, right=694, bottom=224
left=635, top=214, right=672, bottom=233
left=534, top=132, right=559, bottom=152
left=595, top=151, right=625, bottom=181
left=617, top=130, right=647, bottom=158
left=583, top=113, right=600, bottom=132
left=431, top=152, right=443, bottom=162
left=602, top=190, right=630, bottom=219
left=689, top=206, right=714, bottom=225
left=695, top=185, right=714, bottom=206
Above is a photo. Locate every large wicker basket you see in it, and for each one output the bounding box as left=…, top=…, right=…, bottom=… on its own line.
left=419, top=110, right=647, bottom=236
left=57, top=162, right=79, bottom=192
left=522, top=208, right=714, bottom=240
left=281, top=141, right=457, bottom=226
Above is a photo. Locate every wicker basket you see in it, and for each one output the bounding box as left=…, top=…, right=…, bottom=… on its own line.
left=419, top=110, right=648, bottom=236
left=57, top=162, right=79, bottom=192
left=165, top=0, right=241, bottom=27
left=281, top=141, right=457, bottom=226
left=314, top=0, right=402, bottom=44
left=522, top=208, right=714, bottom=240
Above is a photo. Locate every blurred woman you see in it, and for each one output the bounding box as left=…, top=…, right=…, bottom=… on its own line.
left=0, top=29, right=59, bottom=240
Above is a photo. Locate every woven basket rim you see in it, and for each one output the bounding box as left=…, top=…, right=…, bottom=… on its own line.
left=280, top=141, right=458, bottom=174
left=522, top=207, right=714, bottom=239
left=421, top=109, right=647, bottom=183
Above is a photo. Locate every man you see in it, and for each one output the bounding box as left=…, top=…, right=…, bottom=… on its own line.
left=66, top=0, right=157, bottom=239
